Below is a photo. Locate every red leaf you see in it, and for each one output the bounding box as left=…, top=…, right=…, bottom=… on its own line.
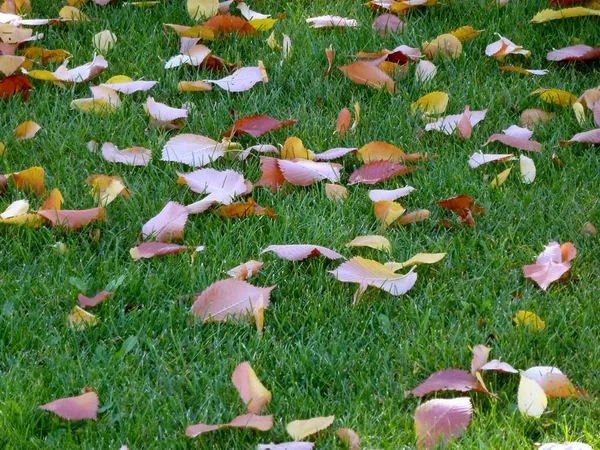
left=436, top=195, right=484, bottom=214
left=348, top=161, right=417, bottom=185
left=0, top=74, right=33, bottom=101
left=224, top=115, right=297, bottom=138
left=338, top=61, right=396, bottom=93
left=405, top=369, right=484, bottom=397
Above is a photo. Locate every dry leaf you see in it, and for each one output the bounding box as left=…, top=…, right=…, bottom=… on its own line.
left=349, top=161, right=417, bottom=185
left=485, top=125, right=542, bottom=151
left=93, top=30, right=116, bottom=53
left=373, top=14, right=403, bottom=36
left=40, top=391, right=99, bottom=420
left=411, top=91, right=449, bottom=115
left=423, top=33, right=462, bottom=59
left=346, top=235, right=391, bottom=252
left=416, top=60, right=437, bottom=82
left=68, top=305, right=98, bottom=330
left=479, top=360, right=518, bottom=373
left=0, top=74, right=33, bottom=100
left=20, top=47, right=70, bottom=65
left=560, top=129, right=600, bottom=146
left=225, top=115, right=297, bottom=138
left=336, top=428, right=360, bottom=450
left=38, top=208, right=105, bottom=229
left=14, top=120, right=40, bottom=140
left=415, top=397, right=472, bottom=450
left=450, top=26, right=484, bottom=42
left=188, top=0, right=218, bottom=20
left=204, top=63, right=267, bottom=92
left=10, top=166, right=45, bottom=196
left=101, top=143, right=151, bottom=166
left=335, top=108, right=351, bottom=138
left=232, top=361, right=272, bottom=414
left=186, top=414, right=273, bottom=437
left=217, top=198, right=276, bottom=219
left=162, top=134, right=225, bottom=167
left=518, top=373, right=547, bottom=417
left=520, top=109, right=553, bottom=127
left=489, top=167, right=511, bottom=188
left=368, top=186, right=415, bottom=202
left=520, top=155, right=536, bottom=184
left=78, top=290, right=112, bottom=308
left=374, top=200, right=405, bottom=227
left=405, top=369, right=484, bottom=397
left=531, top=7, right=600, bottom=23
left=130, top=242, right=200, bottom=260
left=227, top=260, right=263, bottom=280
left=142, top=201, right=189, bottom=242
left=523, top=241, right=576, bottom=290
left=485, top=34, right=530, bottom=59
left=531, top=88, right=577, bottom=106
left=100, top=75, right=157, bottom=94
left=547, top=44, right=600, bottom=61
left=384, top=253, right=446, bottom=271
left=280, top=137, right=314, bottom=160
left=470, top=345, right=491, bottom=375
left=325, top=184, right=348, bottom=202
left=425, top=109, right=488, bottom=134
left=513, top=310, right=546, bottom=331
left=306, top=16, right=357, bottom=28
left=338, top=61, right=396, bottom=94
left=287, top=416, right=335, bottom=440
left=262, top=244, right=343, bottom=261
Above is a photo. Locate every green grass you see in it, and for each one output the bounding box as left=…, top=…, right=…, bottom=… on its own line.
left=1, top=0, right=600, bottom=448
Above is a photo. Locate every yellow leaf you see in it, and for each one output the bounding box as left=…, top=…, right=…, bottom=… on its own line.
left=187, top=0, right=218, bottom=20
left=104, top=75, right=133, bottom=84
left=384, top=253, right=446, bottom=271
left=572, top=101, right=586, bottom=125
left=41, top=188, right=64, bottom=210
left=391, top=0, right=437, bottom=12
left=26, top=69, right=60, bottom=82
left=287, top=416, right=335, bottom=440
left=177, top=80, right=213, bottom=92
left=374, top=201, right=405, bottom=227
left=266, top=31, right=280, bottom=50
left=411, top=91, right=449, bottom=115
left=423, top=33, right=462, bottom=59
left=15, top=121, right=41, bottom=140
left=249, top=18, right=277, bottom=31
left=513, top=310, right=545, bottom=331
left=531, top=88, right=577, bottom=106
left=21, top=47, right=71, bottom=65
left=0, top=199, right=29, bottom=220
left=93, top=30, right=117, bottom=53
left=0, top=55, right=25, bottom=76
left=518, top=373, right=547, bottom=418
left=231, top=362, right=272, bottom=414
left=280, top=137, right=314, bottom=160
left=325, top=184, right=348, bottom=202
left=357, top=141, right=406, bottom=163
left=489, top=167, right=511, bottom=188
left=59, top=5, right=89, bottom=21
left=0, top=142, right=5, bottom=156
left=531, top=7, right=600, bottom=23
left=345, top=235, right=391, bottom=252
left=68, top=305, right=98, bottom=330
left=450, top=26, right=485, bottom=42
left=11, top=166, right=45, bottom=196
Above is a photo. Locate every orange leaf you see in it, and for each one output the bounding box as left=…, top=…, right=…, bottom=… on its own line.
left=217, top=198, right=276, bottom=219
left=335, top=108, right=351, bottom=138
left=338, top=61, right=396, bottom=94
left=40, top=188, right=64, bottom=210
left=11, top=166, right=46, bottom=196
left=202, top=15, right=257, bottom=37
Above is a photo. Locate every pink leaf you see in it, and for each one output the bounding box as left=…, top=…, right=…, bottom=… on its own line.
left=372, top=14, right=404, bottom=36
left=278, top=159, right=342, bottom=186
left=142, top=201, right=189, bottom=242
left=313, top=147, right=357, bottom=161
left=523, top=241, right=576, bottom=290
left=53, top=55, right=108, bottom=83
left=405, top=369, right=482, bottom=397
left=191, top=279, right=275, bottom=322
left=457, top=106, right=472, bottom=140
left=257, top=444, right=314, bottom=450
left=480, top=360, right=519, bottom=373
left=38, top=208, right=106, bottom=229
left=130, top=242, right=200, bottom=260
left=468, top=153, right=515, bottom=169
left=485, top=125, right=542, bottom=151
left=306, top=16, right=357, bottom=28
left=39, top=391, right=99, bottom=421
left=262, top=244, right=343, bottom=261
left=186, top=414, right=273, bottom=438
left=231, top=361, right=272, bottom=414
left=101, top=143, right=151, bottom=166
left=547, top=45, right=600, bottom=61
left=255, top=156, right=285, bottom=193
left=560, top=128, right=600, bottom=146
left=145, top=97, right=188, bottom=121
left=227, top=260, right=263, bottom=279
left=78, top=290, right=112, bottom=307
left=349, top=161, right=417, bottom=185
left=414, top=397, right=472, bottom=449
left=470, top=344, right=491, bottom=375
left=99, top=80, right=157, bottom=94
left=161, top=134, right=225, bottom=167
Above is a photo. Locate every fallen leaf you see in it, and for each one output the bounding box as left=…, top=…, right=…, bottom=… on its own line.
left=313, top=147, right=357, bottom=161
left=520, top=109, right=553, bottom=127
left=390, top=0, right=437, bottom=12
left=484, top=125, right=542, bottom=151
left=336, top=428, right=360, bottom=450
left=178, top=80, right=213, bottom=92
left=14, top=120, right=40, bottom=140
left=547, top=44, right=600, bottom=61
left=373, top=14, right=403, bottom=36
left=287, top=416, right=335, bottom=440
left=130, top=242, right=199, bottom=260
left=145, top=96, right=188, bottom=121
left=20, top=47, right=70, bottom=65
left=384, top=253, right=446, bottom=271
left=594, top=102, right=600, bottom=126
left=100, top=143, right=151, bottom=166
left=0, top=74, right=33, bottom=100
left=423, top=33, right=462, bottom=59
left=38, top=208, right=106, bottom=229
left=186, top=414, right=273, bottom=437
left=358, top=141, right=424, bottom=163
left=10, top=166, right=45, bottom=195
left=85, top=174, right=129, bottom=206
left=71, top=86, right=121, bottom=114
left=560, top=129, right=600, bottom=146
left=67, top=305, right=98, bottom=330
left=163, top=23, right=215, bottom=40
left=425, top=109, right=488, bottom=134
left=78, top=290, right=112, bottom=308
left=480, top=360, right=518, bottom=373
left=237, top=1, right=269, bottom=20
left=518, top=372, right=547, bottom=417
left=368, top=186, right=415, bottom=201
left=405, top=369, right=484, bottom=397
left=217, top=198, right=276, bottom=219
left=100, top=76, right=157, bottom=94
left=499, top=66, right=548, bottom=76
left=225, top=115, right=297, bottom=138
left=204, top=63, right=267, bottom=92
left=416, top=60, right=437, bottom=82
left=538, top=444, right=592, bottom=450
left=165, top=44, right=211, bottom=69
left=531, top=88, right=577, bottom=106
left=262, top=244, right=343, bottom=261
left=232, top=361, right=272, bottom=414
left=59, top=5, right=88, bottom=20
left=278, top=159, right=342, bottom=186
left=374, top=200, right=405, bottom=227
left=489, top=167, right=511, bottom=188
left=450, top=26, right=484, bottom=42
left=306, top=16, right=357, bottom=28
left=330, top=256, right=417, bottom=304
left=523, top=241, right=576, bottom=290
left=256, top=157, right=285, bottom=193
left=346, top=235, right=391, bottom=252
left=520, top=155, right=536, bottom=184
left=437, top=195, right=484, bottom=214
left=470, top=345, right=491, bottom=375
left=415, top=397, right=472, bottom=450
left=188, top=0, right=218, bottom=20
left=280, top=137, right=314, bottom=160
left=394, top=208, right=428, bottom=224
left=325, top=45, right=334, bottom=78
left=161, top=134, right=225, bottom=167
left=523, top=366, right=582, bottom=398
left=28, top=55, right=108, bottom=83
left=93, top=30, right=116, bottom=53
left=325, top=184, right=348, bottom=202
left=0, top=54, right=24, bottom=76
left=227, top=260, right=263, bottom=279
left=191, top=279, right=275, bottom=333
left=531, top=7, right=600, bottom=23
left=513, top=310, right=546, bottom=331
left=411, top=91, right=449, bottom=115
left=39, top=391, right=99, bottom=420
left=485, top=34, right=530, bottom=59
left=335, top=108, right=351, bottom=138
left=257, top=444, right=314, bottom=450
left=349, top=161, right=417, bottom=185
left=142, top=201, right=189, bottom=242
left=457, top=106, right=472, bottom=140
left=338, top=61, right=396, bottom=94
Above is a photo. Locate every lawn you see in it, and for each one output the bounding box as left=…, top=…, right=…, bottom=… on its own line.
left=1, top=0, right=600, bottom=448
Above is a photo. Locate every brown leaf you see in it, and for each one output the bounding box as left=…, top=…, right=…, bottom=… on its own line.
left=336, top=428, right=360, bottom=450
left=335, top=108, right=351, bottom=138
left=217, top=198, right=276, bottom=219
left=224, top=115, right=297, bottom=138
left=437, top=195, right=484, bottom=214
left=325, top=45, right=334, bottom=78
left=396, top=209, right=430, bottom=225
left=202, top=15, right=257, bottom=37
left=520, top=109, right=553, bottom=127
left=255, top=156, right=285, bottom=193
left=338, top=61, right=396, bottom=93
